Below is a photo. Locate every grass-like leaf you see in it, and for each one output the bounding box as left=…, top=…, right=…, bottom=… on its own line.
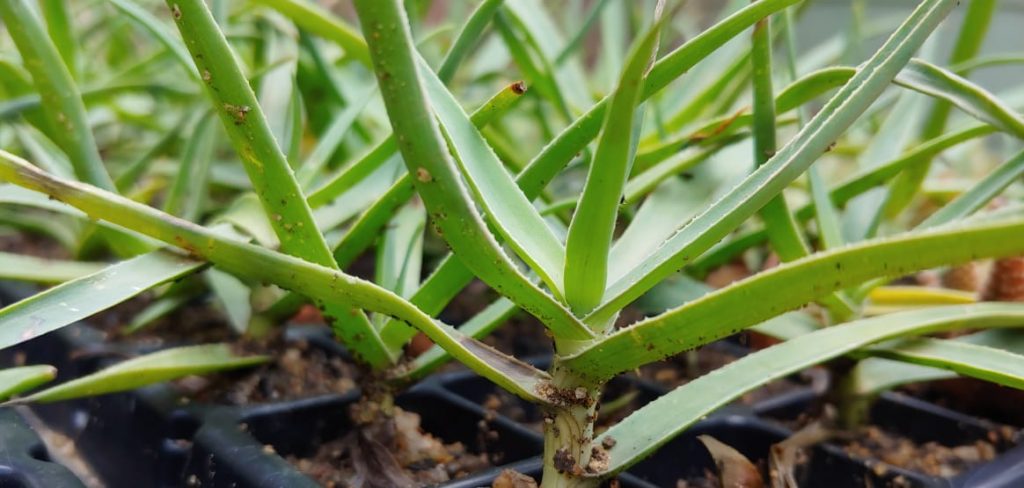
left=108, top=0, right=197, bottom=79
left=0, top=365, right=56, bottom=401
left=166, top=0, right=392, bottom=365
left=565, top=217, right=1024, bottom=380
left=307, top=82, right=525, bottom=208
left=0, top=150, right=553, bottom=402
left=0, top=250, right=203, bottom=351
left=249, top=0, right=372, bottom=68
left=921, top=149, right=1024, bottom=228
left=420, top=60, right=567, bottom=297
left=11, top=344, right=268, bottom=404
left=502, top=0, right=592, bottom=116
left=376, top=200, right=425, bottom=301
left=436, top=0, right=504, bottom=83
left=516, top=0, right=802, bottom=200
left=0, top=0, right=114, bottom=190
left=885, top=0, right=998, bottom=216
left=163, top=113, right=216, bottom=221
left=564, top=5, right=664, bottom=316
left=0, top=252, right=105, bottom=284
left=591, top=303, right=1024, bottom=475
left=587, top=0, right=959, bottom=326
left=352, top=0, right=592, bottom=345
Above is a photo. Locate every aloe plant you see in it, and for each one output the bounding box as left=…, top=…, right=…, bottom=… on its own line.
left=1, top=0, right=1024, bottom=486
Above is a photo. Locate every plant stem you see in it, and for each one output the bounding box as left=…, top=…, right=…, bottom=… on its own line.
left=540, top=364, right=602, bottom=488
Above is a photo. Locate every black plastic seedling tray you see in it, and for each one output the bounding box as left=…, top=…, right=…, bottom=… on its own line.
left=0, top=408, right=85, bottom=488
left=4, top=281, right=1024, bottom=487
left=756, top=388, right=1024, bottom=488
left=436, top=365, right=1024, bottom=487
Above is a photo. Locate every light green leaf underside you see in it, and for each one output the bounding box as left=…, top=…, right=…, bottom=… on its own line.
left=15, top=344, right=268, bottom=404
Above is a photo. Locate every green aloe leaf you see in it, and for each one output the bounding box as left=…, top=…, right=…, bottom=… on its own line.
left=898, top=59, right=1024, bottom=138
left=125, top=291, right=197, bottom=335
left=516, top=0, right=803, bottom=200
left=419, top=59, right=567, bottom=297
left=0, top=0, right=114, bottom=190
left=403, top=297, right=519, bottom=381
left=249, top=0, right=372, bottom=68
left=40, top=0, right=76, bottom=78
left=0, top=252, right=105, bottom=284
left=0, top=365, right=56, bottom=401
left=690, top=123, right=999, bottom=273
left=952, top=54, right=1024, bottom=74
left=0, top=150, right=553, bottom=402
left=565, top=217, right=1024, bottom=380
left=108, top=0, right=197, bottom=79
left=920, top=149, right=1024, bottom=228
left=266, top=83, right=527, bottom=328
left=591, top=303, right=1024, bottom=476
left=167, top=0, right=390, bottom=366
left=12, top=344, right=268, bottom=404
left=611, top=177, right=715, bottom=285
left=564, top=4, right=665, bottom=316
left=886, top=0, right=998, bottom=216
left=167, top=0, right=333, bottom=264
left=436, top=0, right=504, bottom=83
left=845, top=329, right=1024, bottom=397
left=352, top=0, right=592, bottom=345
left=376, top=199, right=426, bottom=301
left=0, top=250, right=204, bottom=351
left=206, top=269, right=252, bottom=334
left=588, top=0, right=959, bottom=326
left=861, top=336, right=1024, bottom=391
left=624, top=136, right=744, bottom=205
left=774, top=62, right=1024, bottom=139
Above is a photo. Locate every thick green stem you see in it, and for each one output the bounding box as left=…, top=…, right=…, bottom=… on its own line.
left=540, top=364, right=602, bottom=488
left=835, top=372, right=875, bottom=430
